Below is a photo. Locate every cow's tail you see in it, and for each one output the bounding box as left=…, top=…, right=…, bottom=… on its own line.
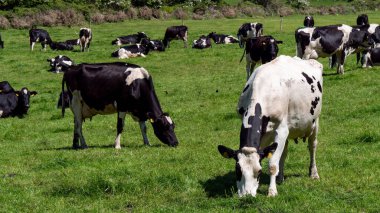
left=239, top=48, right=246, bottom=63
left=61, top=77, right=66, bottom=118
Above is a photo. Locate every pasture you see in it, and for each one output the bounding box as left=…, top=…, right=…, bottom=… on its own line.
left=1, top=12, right=380, bottom=212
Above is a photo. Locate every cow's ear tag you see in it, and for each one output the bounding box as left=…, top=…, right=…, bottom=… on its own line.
left=16, top=93, right=19, bottom=97
left=267, top=152, right=273, bottom=159
left=262, top=42, right=266, bottom=45
left=149, top=118, right=154, bottom=123
left=0, top=90, right=2, bottom=93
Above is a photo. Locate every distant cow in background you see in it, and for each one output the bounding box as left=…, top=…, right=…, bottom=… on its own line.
left=29, top=28, right=52, bottom=51
left=192, top=35, right=212, bottom=49
left=0, top=81, right=37, bottom=118
left=79, top=28, right=92, bottom=52
left=163, top=25, right=188, bottom=48
left=112, top=32, right=148, bottom=46
left=357, top=14, right=369, bottom=26
left=304, top=16, right=315, bottom=27
left=49, top=41, right=74, bottom=51
left=361, top=48, right=380, bottom=68
left=111, top=42, right=153, bottom=59
left=47, top=55, right=74, bottom=73
left=64, top=39, right=80, bottom=46
left=237, top=22, right=263, bottom=48
left=141, top=38, right=165, bottom=51
left=242, top=35, right=283, bottom=80
left=207, top=32, right=238, bottom=44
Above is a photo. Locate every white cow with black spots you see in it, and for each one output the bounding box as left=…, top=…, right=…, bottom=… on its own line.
left=218, top=55, right=323, bottom=197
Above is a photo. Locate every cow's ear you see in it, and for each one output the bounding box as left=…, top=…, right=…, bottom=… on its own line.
left=276, top=40, right=283, bottom=44
left=260, top=143, right=278, bottom=159
left=218, top=145, right=237, bottom=160
left=30, top=91, right=38, bottom=96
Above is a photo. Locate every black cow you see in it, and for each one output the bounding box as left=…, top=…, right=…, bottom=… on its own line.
left=207, top=32, right=238, bottom=44
left=192, top=35, right=212, bottom=49
left=29, top=28, right=52, bottom=51
left=241, top=36, right=283, bottom=80
left=361, top=47, right=380, bottom=68
left=0, top=81, right=37, bottom=118
left=295, top=24, right=371, bottom=74
left=47, top=55, right=74, bottom=73
left=64, top=39, right=80, bottom=46
left=79, top=28, right=92, bottom=52
left=357, top=14, right=369, bottom=26
left=237, top=22, right=263, bottom=48
left=141, top=38, right=165, bottom=52
left=49, top=41, right=74, bottom=51
left=111, top=32, right=148, bottom=46
left=0, top=33, right=4, bottom=49
left=304, top=16, right=315, bottom=27
left=61, top=62, right=179, bottom=149
left=163, top=25, right=188, bottom=48
left=111, top=42, right=153, bottom=59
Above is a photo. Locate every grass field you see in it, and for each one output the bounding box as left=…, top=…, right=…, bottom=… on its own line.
left=0, top=12, right=380, bottom=212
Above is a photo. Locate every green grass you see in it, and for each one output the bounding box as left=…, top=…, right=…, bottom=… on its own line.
left=1, top=13, right=380, bottom=212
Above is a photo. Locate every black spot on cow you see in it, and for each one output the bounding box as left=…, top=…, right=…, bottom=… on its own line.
left=261, top=116, right=270, bottom=138
left=244, top=110, right=248, bottom=117
left=310, top=97, right=320, bottom=115
left=243, top=84, right=250, bottom=93
left=235, top=163, right=242, bottom=181
left=312, top=76, right=316, bottom=80
left=311, top=85, right=315, bottom=93
left=238, top=107, right=245, bottom=115
left=317, top=81, right=322, bottom=93
left=310, top=108, right=315, bottom=115
left=302, top=72, right=314, bottom=85
left=240, top=103, right=262, bottom=149
left=312, top=119, right=315, bottom=123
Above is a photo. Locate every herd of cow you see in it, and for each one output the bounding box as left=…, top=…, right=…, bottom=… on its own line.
left=1, top=13, right=379, bottom=198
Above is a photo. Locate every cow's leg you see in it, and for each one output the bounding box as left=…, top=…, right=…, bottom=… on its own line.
left=276, top=140, right=289, bottom=184
left=329, top=54, right=336, bottom=69
left=336, top=51, right=345, bottom=74
left=71, top=93, right=87, bottom=149
left=139, top=121, right=150, bottom=146
left=30, top=42, right=35, bottom=51
left=308, top=119, right=320, bottom=179
left=183, top=31, right=188, bottom=48
left=268, top=122, right=289, bottom=197
left=114, top=112, right=126, bottom=149
left=246, top=55, right=255, bottom=80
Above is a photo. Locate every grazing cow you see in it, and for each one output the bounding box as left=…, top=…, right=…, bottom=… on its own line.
left=237, top=22, right=264, bottom=48
left=192, top=35, right=212, bottom=49
left=141, top=38, right=165, bottom=51
left=29, top=28, right=52, bottom=51
left=47, top=55, right=74, bottom=73
left=242, top=35, right=283, bottom=80
left=0, top=81, right=37, bottom=118
left=304, top=16, right=315, bottom=27
left=361, top=48, right=380, bottom=68
left=0, top=33, right=4, bottom=49
left=207, top=32, right=239, bottom=44
left=111, top=32, right=148, bottom=46
left=295, top=24, right=371, bottom=74
left=357, top=14, right=369, bottom=26
left=79, top=28, right=92, bottom=52
left=218, top=55, right=323, bottom=197
left=64, top=39, right=80, bottom=46
left=49, top=41, right=74, bottom=51
left=61, top=62, right=179, bottom=149
left=111, top=42, right=153, bottom=59
left=163, top=25, right=188, bottom=48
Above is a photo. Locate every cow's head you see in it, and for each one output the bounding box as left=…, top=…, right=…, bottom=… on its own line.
left=218, top=143, right=277, bottom=197
left=260, top=37, right=283, bottom=64
left=16, top=88, right=37, bottom=116
left=137, top=32, right=148, bottom=39
left=149, top=113, right=178, bottom=147
left=304, top=16, right=314, bottom=27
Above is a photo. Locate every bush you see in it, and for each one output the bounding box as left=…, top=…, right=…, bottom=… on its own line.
left=0, top=16, right=11, bottom=29
left=91, top=12, right=106, bottom=24
left=10, top=16, right=32, bottom=29
left=138, top=6, right=153, bottom=20
left=173, top=8, right=188, bottom=20
left=221, top=6, right=236, bottom=19
left=125, top=7, right=138, bottom=19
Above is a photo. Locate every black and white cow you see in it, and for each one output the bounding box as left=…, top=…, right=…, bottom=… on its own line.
left=141, top=38, right=165, bottom=52
left=353, top=24, right=380, bottom=64
left=207, top=32, right=239, bottom=44
left=49, top=41, right=74, bottom=51
left=237, top=22, right=264, bottom=48
left=111, top=32, right=148, bottom=46
left=192, top=35, right=212, bottom=49
left=29, top=28, right=52, bottom=51
left=357, top=14, right=369, bottom=26
left=295, top=24, right=371, bottom=74
left=361, top=47, right=380, bottom=68
left=0, top=81, right=37, bottom=118
left=47, top=55, right=74, bottom=73
left=111, top=42, right=153, bottom=59
left=242, top=35, right=283, bottom=80
left=79, top=28, right=92, bottom=52
left=64, top=39, right=80, bottom=46
left=218, top=55, right=323, bottom=197
left=61, top=62, right=179, bottom=149
left=0, top=33, right=4, bottom=49
left=304, top=16, right=315, bottom=27
left=163, top=25, right=188, bottom=48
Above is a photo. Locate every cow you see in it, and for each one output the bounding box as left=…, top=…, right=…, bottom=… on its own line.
left=192, top=35, right=212, bottom=49
left=207, top=32, right=239, bottom=44
left=304, top=16, right=315, bottom=27
left=361, top=47, right=380, bottom=68
left=163, top=25, right=188, bottom=48
left=47, top=55, right=74, bottom=73
left=357, top=14, right=369, bottom=26
left=111, top=42, right=153, bottom=59
left=29, top=28, right=52, bottom=51
left=141, top=38, right=165, bottom=52
left=111, top=32, right=148, bottom=46
left=241, top=35, right=283, bottom=80
left=218, top=55, right=323, bottom=197
left=0, top=81, right=37, bottom=118
left=295, top=24, right=372, bottom=74
left=0, top=33, right=4, bottom=49
left=49, top=41, right=74, bottom=51
left=79, top=28, right=92, bottom=52
left=354, top=24, right=380, bottom=64
left=237, top=22, right=264, bottom=48
left=64, top=39, right=80, bottom=46
left=61, top=62, right=179, bottom=149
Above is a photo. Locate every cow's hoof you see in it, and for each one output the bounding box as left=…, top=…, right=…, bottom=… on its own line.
left=268, top=188, right=278, bottom=197
left=115, top=146, right=122, bottom=149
